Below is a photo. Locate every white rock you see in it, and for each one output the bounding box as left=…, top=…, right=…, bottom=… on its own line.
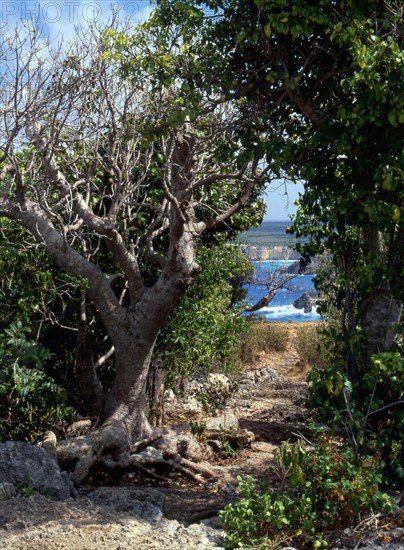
left=135, top=446, right=164, bottom=463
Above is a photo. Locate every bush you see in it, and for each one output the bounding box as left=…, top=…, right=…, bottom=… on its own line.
left=308, top=350, right=404, bottom=485
left=239, top=322, right=289, bottom=365
left=159, top=245, right=250, bottom=386
left=0, top=322, right=73, bottom=442
left=220, top=437, right=395, bottom=549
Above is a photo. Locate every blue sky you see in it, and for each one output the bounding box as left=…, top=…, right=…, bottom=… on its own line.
left=1, top=1, right=153, bottom=37
left=264, top=180, right=303, bottom=221
left=1, top=0, right=302, bottom=221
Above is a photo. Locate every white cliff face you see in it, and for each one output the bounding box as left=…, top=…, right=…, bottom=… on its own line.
left=240, top=245, right=300, bottom=261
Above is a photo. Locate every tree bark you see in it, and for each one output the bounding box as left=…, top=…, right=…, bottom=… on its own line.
left=360, top=225, right=402, bottom=368
left=101, top=333, right=155, bottom=444
left=74, top=292, right=104, bottom=419
left=362, top=290, right=402, bottom=364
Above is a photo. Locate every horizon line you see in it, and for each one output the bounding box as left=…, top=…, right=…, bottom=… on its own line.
left=261, top=219, right=291, bottom=222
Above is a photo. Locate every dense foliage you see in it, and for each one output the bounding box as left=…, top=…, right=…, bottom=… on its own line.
left=220, top=437, right=395, bottom=549
left=151, top=0, right=403, bottom=373
left=159, top=244, right=251, bottom=385
left=0, top=323, right=72, bottom=443
left=308, top=348, right=404, bottom=484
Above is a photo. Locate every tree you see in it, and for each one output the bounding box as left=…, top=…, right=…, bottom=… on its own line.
left=0, top=23, right=271, bottom=481
left=152, top=0, right=403, bottom=380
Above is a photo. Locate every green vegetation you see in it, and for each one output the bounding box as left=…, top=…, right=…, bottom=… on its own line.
left=220, top=437, right=395, bottom=549
left=308, top=348, right=404, bottom=484
left=159, top=244, right=251, bottom=385
left=0, top=323, right=73, bottom=443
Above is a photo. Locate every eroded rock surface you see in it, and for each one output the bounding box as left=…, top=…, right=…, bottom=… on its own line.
left=0, top=441, right=74, bottom=500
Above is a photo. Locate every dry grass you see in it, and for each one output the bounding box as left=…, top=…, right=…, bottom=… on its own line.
left=295, top=323, right=330, bottom=370
left=239, top=322, right=289, bottom=365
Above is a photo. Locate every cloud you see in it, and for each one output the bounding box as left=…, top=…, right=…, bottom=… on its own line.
left=1, top=1, right=153, bottom=44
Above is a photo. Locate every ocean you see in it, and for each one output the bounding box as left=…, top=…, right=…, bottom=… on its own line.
left=244, top=260, right=321, bottom=322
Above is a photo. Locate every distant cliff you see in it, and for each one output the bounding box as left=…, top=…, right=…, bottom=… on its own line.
left=240, top=244, right=300, bottom=261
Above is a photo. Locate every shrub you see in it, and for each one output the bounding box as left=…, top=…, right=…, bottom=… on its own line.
left=159, top=245, right=250, bottom=386
left=0, top=322, right=73, bottom=443
left=220, top=437, right=395, bottom=549
left=239, top=322, right=289, bottom=365
left=307, top=349, right=404, bottom=485
left=362, top=351, right=404, bottom=481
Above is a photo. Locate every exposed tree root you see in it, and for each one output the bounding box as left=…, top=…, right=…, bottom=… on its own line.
left=173, top=456, right=217, bottom=479
left=99, top=454, right=172, bottom=482
left=99, top=447, right=210, bottom=484
left=130, top=434, right=163, bottom=454
left=53, top=424, right=218, bottom=486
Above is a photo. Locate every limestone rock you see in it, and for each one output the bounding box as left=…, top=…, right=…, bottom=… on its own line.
left=182, top=396, right=203, bottom=414
left=205, top=411, right=239, bottom=432
left=207, top=374, right=231, bottom=393
left=0, top=481, right=17, bottom=500
left=293, top=289, right=318, bottom=313
left=0, top=441, right=74, bottom=500
left=240, top=244, right=300, bottom=261
left=87, top=486, right=166, bottom=525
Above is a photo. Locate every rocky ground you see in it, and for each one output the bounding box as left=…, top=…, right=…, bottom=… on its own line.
left=0, top=323, right=403, bottom=549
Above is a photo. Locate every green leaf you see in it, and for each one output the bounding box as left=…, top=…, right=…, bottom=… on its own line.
left=264, top=23, right=272, bottom=38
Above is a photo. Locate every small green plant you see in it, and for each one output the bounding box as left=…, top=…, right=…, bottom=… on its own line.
left=198, top=390, right=210, bottom=411
left=219, top=440, right=237, bottom=459
left=220, top=475, right=299, bottom=549
left=16, top=477, right=35, bottom=498
left=0, top=322, right=73, bottom=443
left=220, top=437, right=395, bottom=549
left=40, top=487, right=57, bottom=499
left=189, top=420, right=207, bottom=441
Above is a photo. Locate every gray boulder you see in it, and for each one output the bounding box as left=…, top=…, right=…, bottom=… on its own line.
left=87, top=486, right=166, bottom=525
left=293, top=289, right=318, bottom=313
left=0, top=441, right=73, bottom=500
left=0, top=481, right=17, bottom=500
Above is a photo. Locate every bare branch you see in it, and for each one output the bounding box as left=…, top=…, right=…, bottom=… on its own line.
left=244, top=270, right=297, bottom=313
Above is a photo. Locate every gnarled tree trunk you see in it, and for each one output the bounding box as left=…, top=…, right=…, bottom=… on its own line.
left=100, top=326, right=157, bottom=444
left=74, top=292, right=104, bottom=418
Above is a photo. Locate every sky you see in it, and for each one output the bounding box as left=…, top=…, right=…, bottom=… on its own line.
left=0, top=1, right=153, bottom=38
left=1, top=0, right=303, bottom=221
left=264, top=180, right=303, bottom=221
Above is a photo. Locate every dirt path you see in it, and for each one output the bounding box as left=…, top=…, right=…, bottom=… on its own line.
left=162, top=323, right=314, bottom=522
left=1, top=323, right=401, bottom=549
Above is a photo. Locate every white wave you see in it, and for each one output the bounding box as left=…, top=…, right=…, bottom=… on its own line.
left=259, top=304, right=321, bottom=321
left=258, top=260, right=297, bottom=264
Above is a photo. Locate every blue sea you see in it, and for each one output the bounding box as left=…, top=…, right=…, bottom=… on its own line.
left=245, top=260, right=321, bottom=322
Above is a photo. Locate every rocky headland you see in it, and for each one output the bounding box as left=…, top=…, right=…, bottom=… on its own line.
left=239, top=244, right=300, bottom=261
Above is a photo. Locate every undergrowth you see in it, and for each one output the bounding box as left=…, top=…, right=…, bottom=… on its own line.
left=220, top=437, right=396, bottom=549
left=0, top=322, right=73, bottom=443
left=308, top=349, right=404, bottom=485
